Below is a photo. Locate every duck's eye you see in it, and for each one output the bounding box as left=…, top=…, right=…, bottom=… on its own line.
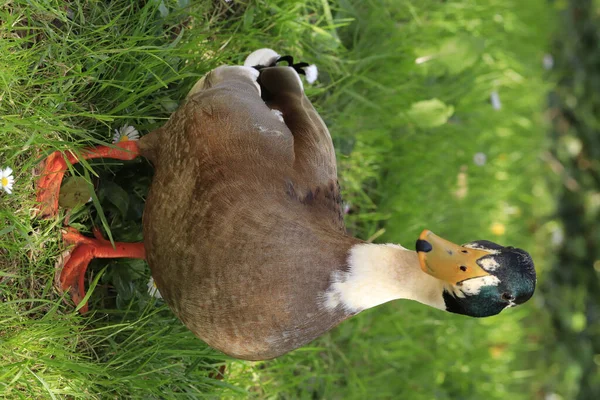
left=501, top=292, right=514, bottom=302
left=459, top=265, right=467, bottom=272
left=461, top=250, right=468, bottom=254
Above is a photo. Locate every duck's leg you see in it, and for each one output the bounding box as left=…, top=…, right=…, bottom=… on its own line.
left=60, top=227, right=146, bottom=313
left=36, top=141, right=141, bottom=218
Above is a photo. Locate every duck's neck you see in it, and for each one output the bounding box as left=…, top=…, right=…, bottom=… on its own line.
left=323, top=243, right=447, bottom=313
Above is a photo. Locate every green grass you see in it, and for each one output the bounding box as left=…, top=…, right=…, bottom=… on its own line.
left=0, top=0, right=571, bottom=398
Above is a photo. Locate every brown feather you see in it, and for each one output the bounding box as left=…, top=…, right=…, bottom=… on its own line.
left=139, top=66, right=361, bottom=360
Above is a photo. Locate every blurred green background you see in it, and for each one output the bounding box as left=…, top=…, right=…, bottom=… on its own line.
left=0, top=0, right=599, bottom=398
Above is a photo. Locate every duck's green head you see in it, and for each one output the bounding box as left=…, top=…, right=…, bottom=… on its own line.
left=415, top=230, right=536, bottom=318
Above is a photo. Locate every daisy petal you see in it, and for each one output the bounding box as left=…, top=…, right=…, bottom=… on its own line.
left=147, top=276, right=163, bottom=299
left=113, top=125, right=140, bottom=143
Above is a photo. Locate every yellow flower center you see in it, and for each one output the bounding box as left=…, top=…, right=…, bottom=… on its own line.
left=119, top=135, right=129, bottom=142
left=1, top=177, right=7, bottom=187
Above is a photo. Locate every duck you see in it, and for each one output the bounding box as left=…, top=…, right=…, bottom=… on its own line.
left=36, top=49, right=536, bottom=361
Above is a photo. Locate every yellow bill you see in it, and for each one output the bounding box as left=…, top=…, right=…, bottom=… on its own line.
left=416, top=230, right=490, bottom=285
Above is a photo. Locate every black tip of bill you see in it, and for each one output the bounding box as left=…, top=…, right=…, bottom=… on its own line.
left=416, top=239, right=433, bottom=253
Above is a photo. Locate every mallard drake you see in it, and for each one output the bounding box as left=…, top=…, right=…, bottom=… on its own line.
left=36, top=49, right=536, bottom=361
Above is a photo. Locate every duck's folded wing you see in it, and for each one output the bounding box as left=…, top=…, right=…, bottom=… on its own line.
left=258, top=67, right=337, bottom=188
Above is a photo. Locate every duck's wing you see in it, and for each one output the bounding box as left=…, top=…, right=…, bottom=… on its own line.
left=139, top=65, right=269, bottom=163
left=258, top=67, right=337, bottom=189
left=257, top=66, right=345, bottom=231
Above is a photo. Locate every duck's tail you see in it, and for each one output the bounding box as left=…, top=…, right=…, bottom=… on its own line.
left=244, top=48, right=318, bottom=84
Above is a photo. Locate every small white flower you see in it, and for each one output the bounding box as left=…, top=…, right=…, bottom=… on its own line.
left=303, top=64, right=318, bottom=84
left=490, top=91, right=502, bottom=110
left=473, top=152, right=487, bottom=166
left=0, top=167, right=14, bottom=194
left=147, top=276, right=163, bottom=299
left=112, top=125, right=140, bottom=143
left=543, top=54, right=554, bottom=70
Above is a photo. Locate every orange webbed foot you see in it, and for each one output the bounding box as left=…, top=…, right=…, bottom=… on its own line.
left=58, top=227, right=146, bottom=313
left=36, top=141, right=141, bottom=218
left=36, top=151, right=71, bottom=218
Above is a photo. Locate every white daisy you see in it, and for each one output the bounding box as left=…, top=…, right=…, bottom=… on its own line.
left=112, top=125, right=140, bottom=143
left=147, top=276, right=162, bottom=299
left=0, top=167, right=14, bottom=194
